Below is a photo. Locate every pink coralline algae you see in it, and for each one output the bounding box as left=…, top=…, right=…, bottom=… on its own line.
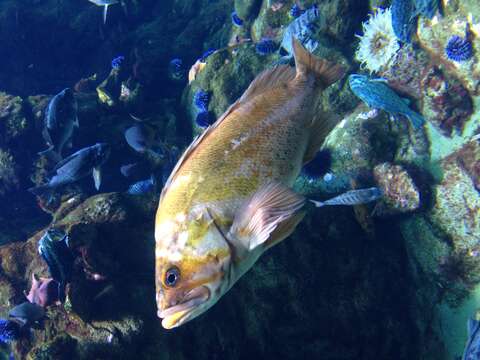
left=373, top=162, right=420, bottom=216
left=421, top=67, right=473, bottom=137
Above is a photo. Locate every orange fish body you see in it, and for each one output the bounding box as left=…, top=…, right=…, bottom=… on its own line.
left=155, top=39, right=345, bottom=329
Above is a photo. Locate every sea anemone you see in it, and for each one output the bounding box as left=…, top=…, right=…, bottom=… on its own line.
left=193, top=90, right=210, bottom=112
left=355, top=8, right=400, bottom=73
left=111, top=55, right=125, bottom=70
left=255, top=38, right=277, bottom=55
left=445, top=35, right=473, bottom=62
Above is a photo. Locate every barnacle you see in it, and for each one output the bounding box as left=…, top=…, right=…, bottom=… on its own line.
left=355, top=8, right=400, bottom=73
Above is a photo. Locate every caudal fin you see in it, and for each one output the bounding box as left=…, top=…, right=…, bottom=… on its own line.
left=292, top=37, right=345, bottom=87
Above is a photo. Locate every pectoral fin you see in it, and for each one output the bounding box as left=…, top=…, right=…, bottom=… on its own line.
left=228, top=182, right=305, bottom=251
left=92, top=167, right=102, bottom=190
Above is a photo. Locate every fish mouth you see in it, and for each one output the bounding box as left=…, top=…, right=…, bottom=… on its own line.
left=158, top=286, right=210, bottom=329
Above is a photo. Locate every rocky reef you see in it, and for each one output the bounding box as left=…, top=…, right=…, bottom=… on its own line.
left=0, top=0, right=479, bottom=359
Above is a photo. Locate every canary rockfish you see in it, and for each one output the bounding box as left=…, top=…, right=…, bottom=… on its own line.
left=155, top=39, right=346, bottom=329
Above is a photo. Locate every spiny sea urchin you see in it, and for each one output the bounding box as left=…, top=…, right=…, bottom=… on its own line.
left=355, top=8, right=400, bottom=73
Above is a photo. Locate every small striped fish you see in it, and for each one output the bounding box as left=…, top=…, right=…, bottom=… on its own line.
left=311, top=187, right=382, bottom=207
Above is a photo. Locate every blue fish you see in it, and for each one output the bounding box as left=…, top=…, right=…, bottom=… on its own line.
left=463, top=317, right=480, bottom=360
left=391, top=0, right=418, bottom=43
left=348, top=74, right=425, bottom=128
left=127, top=175, right=155, bottom=195
left=38, top=229, right=74, bottom=302
left=0, top=320, right=20, bottom=344
left=414, top=0, right=439, bottom=19
left=280, top=5, right=320, bottom=58
left=29, top=143, right=111, bottom=194
left=39, top=88, right=79, bottom=163
left=87, top=0, right=119, bottom=24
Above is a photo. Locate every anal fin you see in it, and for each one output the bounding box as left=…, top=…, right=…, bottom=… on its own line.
left=264, top=210, right=306, bottom=250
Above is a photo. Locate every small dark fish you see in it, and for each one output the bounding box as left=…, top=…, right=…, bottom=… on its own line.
left=37, top=228, right=74, bottom=302
left=349, top=74, right=425, bottom=128
left=311, top=187, right=382, bottom=207
left=0, top=319, right=21, bottom=343
left=124, top=124, right=164, bottom=157
left=463, top=317, right=480, bottom=360
left=29, top=143, right=111, bottom=195
left=8, top=302, right=45, bottom=326
left=127, top=175, right=155, bottom=195
left=414, top=0, right=439, bottom=19
left=39, top=88, right=78, bottom=162
left=391, top=0, right=417, bottom=43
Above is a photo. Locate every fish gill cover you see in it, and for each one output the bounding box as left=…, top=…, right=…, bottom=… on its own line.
left=0, top=0, right=479, bottom=359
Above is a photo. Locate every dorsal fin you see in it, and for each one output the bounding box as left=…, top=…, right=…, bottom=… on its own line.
left=238, top=65, right=296, bottom=102
left=292, top=37, right=345, bottom=87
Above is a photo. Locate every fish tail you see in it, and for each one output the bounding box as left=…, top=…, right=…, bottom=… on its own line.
left=406, top=111, right=425, bottom=129
left=292, top=37, right=346, bottom=87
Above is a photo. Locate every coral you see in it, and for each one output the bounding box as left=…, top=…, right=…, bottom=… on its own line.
left=373, top=162, right=420, bottom=215
left=0, top=149, right=19, bottom=196
left=445, top=34, right=473, bottom=62
left=0, top=92, right=30, bottom=144
left=421, top=67, right=473, bottom=137
left=355, top=8, right=400, bottom=73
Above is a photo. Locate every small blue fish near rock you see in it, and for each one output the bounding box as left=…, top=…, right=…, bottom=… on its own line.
left=0, top=319, right=21, bottom=343
left=462, top=316, right=480, bottom=360
left=38, top=228, right=74, bottom=302
left=349, top=74, right=425, bottom=128
left=127, top=175, right=155, bottom=195
left=87, top=0, right=119, bottom=24
left=9, top=302, right=45, bottom=327
left=39, top=88, right=79, bottom=163
left=280, top=5, right=321, bottom=59
left=290, top=4, right=303, bottom=18
left=311, top=187, right=383, bottom=207
left=391, top=0, right=418, bottom=43
left=29, top=143, right=111, bottom=194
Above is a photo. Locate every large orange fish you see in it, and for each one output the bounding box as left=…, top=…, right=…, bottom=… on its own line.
left=155, top=39, right=345, bottom=329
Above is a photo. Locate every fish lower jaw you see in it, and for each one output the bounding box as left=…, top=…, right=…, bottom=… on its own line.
left=157, top=286, right=210, bottom=329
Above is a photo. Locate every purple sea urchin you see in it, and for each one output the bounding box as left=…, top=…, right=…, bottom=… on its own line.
left=255, top=39, right=277, bottom=55
left=445, top=35, right=473, bottom=62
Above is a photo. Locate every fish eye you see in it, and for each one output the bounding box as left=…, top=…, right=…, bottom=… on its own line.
left=164, top=267, right=180, bottom=287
